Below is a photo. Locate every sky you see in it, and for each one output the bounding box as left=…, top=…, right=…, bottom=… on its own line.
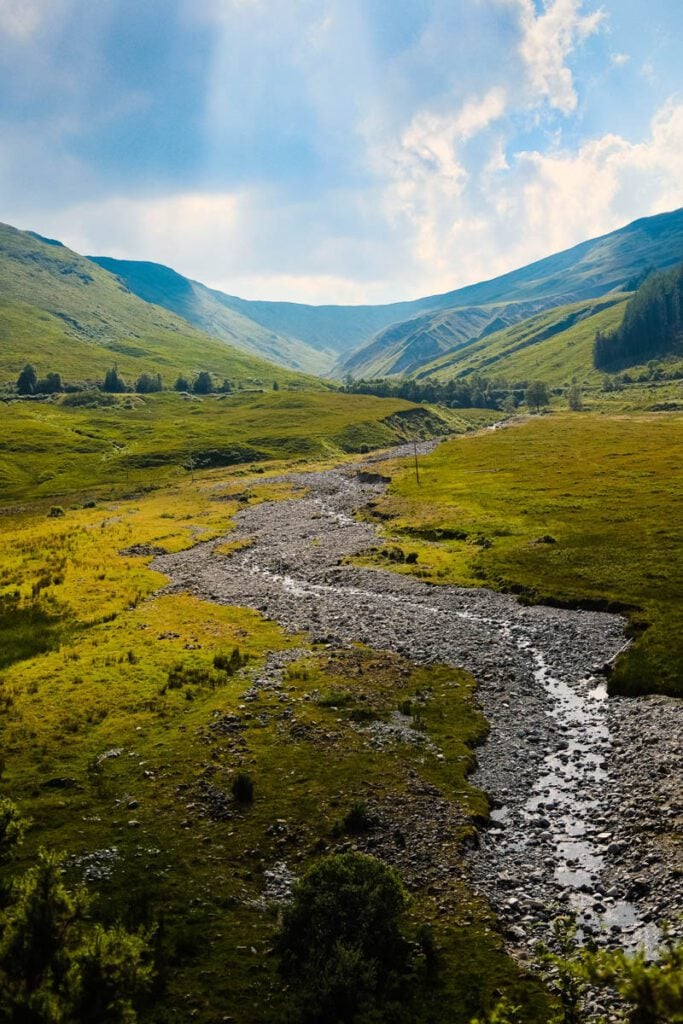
left=0, top=0, right=682, bottom=305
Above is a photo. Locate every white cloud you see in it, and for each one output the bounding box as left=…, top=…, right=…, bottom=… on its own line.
left=610, top=52, right=630, bottom=67
left=503, top=0, right=605, bottom=113
left=0, top=0, right=44, bottom=38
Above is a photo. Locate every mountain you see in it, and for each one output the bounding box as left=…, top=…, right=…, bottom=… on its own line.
left=88, top=207, right=683, bottom=381
left=88, top=257, right=336, bottom=375
left=337, top=208, right=683, bottom=378
left=414, top=295, right=631, bottom=386
left=0, top=224, right=321, bottom=389
left=338, top=299, right=551, bottom=379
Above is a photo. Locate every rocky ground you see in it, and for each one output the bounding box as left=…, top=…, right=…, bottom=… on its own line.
left=153, top=443, right=682, bottom=961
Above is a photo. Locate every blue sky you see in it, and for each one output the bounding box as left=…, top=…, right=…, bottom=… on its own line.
left=0, top=0, right=681, bottom=303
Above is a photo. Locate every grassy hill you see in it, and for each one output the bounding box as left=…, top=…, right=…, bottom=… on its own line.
left=339, top=298, right=550, bottom=379
left=90, top=256, right=335, bottom=375
left=85, top=208, right=683, bottom=380
left=0, top=224, right=321, bottom=389
left=0, top=389, right=451, bottom=503
left=414, top=296, right=631, bottom=385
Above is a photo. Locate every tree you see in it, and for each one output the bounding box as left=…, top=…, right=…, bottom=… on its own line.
left=277, top=852, right=412, bottom=1023
left=174, top=374, right=190, bottom=392
left=525, top=380, right=549, bottom=412
left=272, top=380, right=280, bottom=391
left=102, top=367, right=127, bottom=393
left=16, top=364, right=38, bottom=395
left=0, top=798, right=26, bottom=868
left=0, top=849, right=153, bottom=1023
left=36, top=372, right=63, bottom=395
left=567, top=383, right=583, bottom=411
left=192, top=371, right=213, bottom=395
left=134, top=372, right=162, bottom=394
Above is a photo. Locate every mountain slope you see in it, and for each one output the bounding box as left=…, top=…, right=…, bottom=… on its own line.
left=337, top=206, right=683, bottom=377
left=89, top=207, right=683, bottom=381
left=414, top=296, right=630, bottom=385
left=339, top=299, right=551, bottom=379
left=89, top=257, right=335, bottom=375
left=0, top=224, right=320, bottom=388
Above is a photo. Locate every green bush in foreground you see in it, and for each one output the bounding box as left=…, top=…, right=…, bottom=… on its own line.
left=277, top=852, right=417, bottom=1023
left=474, top=916, right=683, bottom=1024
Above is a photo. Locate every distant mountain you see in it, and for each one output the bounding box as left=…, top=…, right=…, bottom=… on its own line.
left=88, top=207, right=683, bottom=381
left=89, top=257, right=336, bottom=375
left=0, top=224, right=320, bottom=389
left=338, top=299, right=550, bottom=379
left=336, top=207, right=683, bottom=378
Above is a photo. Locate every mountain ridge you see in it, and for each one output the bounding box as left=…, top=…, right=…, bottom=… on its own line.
left=88, top=207, right=683, bottom=379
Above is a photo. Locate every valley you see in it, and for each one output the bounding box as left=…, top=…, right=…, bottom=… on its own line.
left=0, top=208, right=682, bottom=1023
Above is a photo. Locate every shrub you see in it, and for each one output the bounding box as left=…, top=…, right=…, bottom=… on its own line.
left=231, top=772, right=254, bottom=804
left=341, top=801, right=374, bottom=835
left=0, top=848, right=154, bottom=1022
left=48, top=506, right=65, bottom=518
left=277, top=853, right=412, bottom=1023
left=212, top=647, right=249, bottom=675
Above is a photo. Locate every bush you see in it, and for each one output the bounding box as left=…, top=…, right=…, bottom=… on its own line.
left=48, top=506, right=65, bottom=518
left=231, top=772, right=254, bottom=804
left=213, top=647, right=249, bottom=675
left=277, top=852, right=412, bottom=1023
left=340, top=801, right=374, bottom=835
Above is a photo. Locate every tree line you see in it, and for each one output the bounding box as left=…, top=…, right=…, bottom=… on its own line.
left=594, top=261, right=683, bottom=369
left=343, top=374, right=570, bottom=412
left=13, top=364, right=279, bottom=397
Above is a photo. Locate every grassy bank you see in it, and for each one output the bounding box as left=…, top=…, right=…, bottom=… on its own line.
left=357, top=413, right=683, bottom=697
left=0, top=471, right=551, bottom=1023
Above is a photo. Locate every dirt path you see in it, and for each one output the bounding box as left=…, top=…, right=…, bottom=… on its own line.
left=153, top=443, right=682, bottom=957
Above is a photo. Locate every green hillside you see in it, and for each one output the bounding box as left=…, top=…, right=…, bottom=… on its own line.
left=90, top=257, right=335, bottom=375
left=415, top=296, right=631, bottom=385
left=86, top=208, right=683, bottom=380
left=339, top=299, right=549, bottom=379
left=0, top=389, right=450, bottom=503
left=0, top=224, right=320, bottom=389
left=338, top=206, right=683, bottom=378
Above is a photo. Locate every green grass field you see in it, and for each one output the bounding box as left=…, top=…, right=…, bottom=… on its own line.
left=0, top=390, right=452, bottom=503
left=357, top=413, right=683, bottom=697
left=0, top=456, right=551, bottom=1023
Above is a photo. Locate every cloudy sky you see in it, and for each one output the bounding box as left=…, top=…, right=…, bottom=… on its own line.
left=1, top=0, right=681, bottom=304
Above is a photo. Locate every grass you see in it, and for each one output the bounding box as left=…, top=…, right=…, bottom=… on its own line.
left=0, top=443, right=555, bottom=1022
left=0, top=389, right=451, bottom=503
left=0, top=482, right=552, bottom=1022
left=356, top=412, right=683, bottom=697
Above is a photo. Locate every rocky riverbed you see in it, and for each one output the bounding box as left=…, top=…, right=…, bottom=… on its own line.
left=153, top=443, right=682, bottom=958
